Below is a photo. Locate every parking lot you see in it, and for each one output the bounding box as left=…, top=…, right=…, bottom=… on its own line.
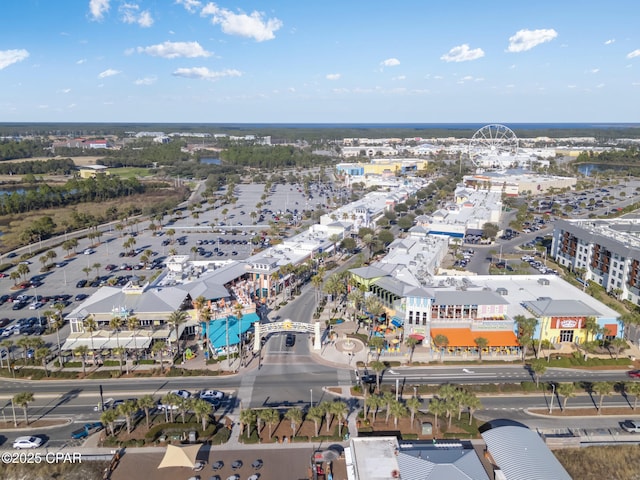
left=0, top=178, right=346, bottom=359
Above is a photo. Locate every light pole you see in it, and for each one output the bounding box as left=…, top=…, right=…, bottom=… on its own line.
left=549, top=383, right=556, bottom=414
left=310, top=389, right=313, bottom=408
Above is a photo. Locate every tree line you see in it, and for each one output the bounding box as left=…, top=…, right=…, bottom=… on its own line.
left=0, top=157, right=76, bottom=175
left=220, top=145, right=335, bottom=169
left=0, top=175, right=147, bottom=215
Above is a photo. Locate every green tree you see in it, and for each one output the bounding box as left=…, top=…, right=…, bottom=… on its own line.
left=138, top=394, right=157, bottom=429
left=74, top=345, right=89, bottom=376
left=428, top=397, right=447, bottom=431
left=474, top=337, right=489, bottom=362
left=13, top=392, right=34, bottom=425
left=625, top=382, right=640, bottom=410
left=406, top=336, right=420, bottom=364
left=530, top=359, right=547, bottom=387
left=117, top=400, right=138, bottom=434
left=35, top=347, right=50, bottom=377
left=101, top=409, right=119, bottom=437
left=406, top=397, right=421, bottom=430
left=331, top=401, right=349, bottom=436
left=161, top=392, right=180, bottom=423
left=390, top=400, right=408, bottom=428
left=433, top=334, right=449, bottom=363
left=369, top=360, right=386, bottom=392
left=515, top=315, right=538, bottom=361
left=557, top=383, right=576, bottom=411
left=366, top=395, right=385, bottom=423
left=307, top=405, right=324, bottom=436
left=167, top=310, right=188, bottom=355
left=239, top=407, right=256, bottom=437
left=464, top=392, right=482, bottom=426
left=259, top=408, right=280, bottom=440
left=284, top=407, right=303, bottom=439
left=152, top=340, right=166, bottom=370
left=192, top=398, right=213, bottom=431
left=592, top=381, right=613, bottom=413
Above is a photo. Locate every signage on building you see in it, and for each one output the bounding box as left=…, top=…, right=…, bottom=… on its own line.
left=472, top=321, right=510, bottom=331
left=551, top=317, right=585, bottom=329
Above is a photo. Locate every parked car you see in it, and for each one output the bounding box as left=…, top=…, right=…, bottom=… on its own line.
left=199, top=390, right=224, bottom=401
left=170, top=390, right=192, bottom=399
left=13, top=436, right=44, bottom=449
left=76, top=279, right=87, bottom=288
left=621, top=420, right=640, bottom=433
left=71, top=422, right=104, bottom=439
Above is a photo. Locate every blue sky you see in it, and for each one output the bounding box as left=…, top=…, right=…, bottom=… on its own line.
left=1, top=0, right=639, bottom=123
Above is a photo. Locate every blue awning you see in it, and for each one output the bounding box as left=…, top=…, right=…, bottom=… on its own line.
left=391, top=317, right=403, bottom=327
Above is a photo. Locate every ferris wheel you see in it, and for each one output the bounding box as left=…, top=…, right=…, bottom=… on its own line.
left=468, top=124, right=519, bottom=169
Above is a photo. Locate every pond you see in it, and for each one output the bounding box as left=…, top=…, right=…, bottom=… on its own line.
left=199, top=157, right=221, bottom=165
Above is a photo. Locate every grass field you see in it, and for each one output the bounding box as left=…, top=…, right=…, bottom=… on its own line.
left=108, top=167, right=152, bottom=178
left=554, top=445, right=640, bottom=480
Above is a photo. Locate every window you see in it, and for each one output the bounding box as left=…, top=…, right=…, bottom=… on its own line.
left=422, top=312, right=428, bottom=325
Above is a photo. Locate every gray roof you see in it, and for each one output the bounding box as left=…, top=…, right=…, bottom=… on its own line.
left=349, top=265, right=389, bottom=279
left=175, top=278, right=230, bottom=300
left=434, top=290, right=509, bottom=306
left=523, top=299, right=600, bottom=317
left=482, top=426, right=571, bottom=480
left=68, top=285, right=187, bottom=318
left=373, top=276, right=410, bottom=297
left=397, top=444, right=489, bottom=480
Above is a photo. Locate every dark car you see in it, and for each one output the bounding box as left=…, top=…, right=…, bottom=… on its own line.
left=71, top=422, right=104, bottom=439
left=0, top=318, right=11, bottom=328
left=76, top=279, right=87, bottom=288
left=285, top=333, right=295, bottom=347
left=75, top=294, right=89, bottom=302
left=356, top=369, right=377, bottom=384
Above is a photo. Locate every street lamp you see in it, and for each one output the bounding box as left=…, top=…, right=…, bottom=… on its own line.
left=549, top=383, right=556, bottom=414
left=310, top=389, right=313, bottom=408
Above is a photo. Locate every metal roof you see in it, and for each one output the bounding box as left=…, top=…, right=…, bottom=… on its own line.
left=481, top=426, right=571, bottom=480
left=397, top=445, right=489, bottom=480
left=522, top=298, right=600, bottom=317
left=434, top=290, right=509, bottom=306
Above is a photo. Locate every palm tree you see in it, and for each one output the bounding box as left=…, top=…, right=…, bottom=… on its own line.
left=232, top=302, right=244, bottom=370
left=307, top=405, right=324, bottom=437
left=464, top=392, right=482, bottom=425
left=101, top=409, right=119, bottom=437
left=626, top=382, right=640, bottom=410
left=382, top=391, right=395, bottom=424
left=557, top=383, right=576, bottom=411
left=177, top=396, right=190, bottom=424
left=117, top=400, right=138, bottom=434
left=167, top=310, right=188, bottom=355
left=113, top=346, right=126, bottom=375
left=259, top=408, right=280, bottom=440
left=13, top=392, right=34, bottom=425
left=83, top=315, right=98, bottom=356
left=406, top=397, right=421, bottom=430
left=474, top=337, right=489, bottom=362
left=515, top=315, right=538, bottom=361
left=17, top=337, right=31, bottom=363
left=390, top=400, right=408, bottom=429
left=1, top=339, right=14, bottom=366
left=406, top=337, right=420, bottom=364
left=331, top=401, right=349, bottom=436
left=74, top=345, right=89, bottom=376
left=109, top=316, right=123, bottom=351
left=428, top=397, right=447, bottom=431
left=92, top=262, right=102, bottom=277
left=49, top=313, right=64, bottom=369
left=138, top=394, right=157, bottom=429
left=35, top=347, right=50, bottom=377
left=369, top=360, right=386, bottom=393
left=433, top=334, right=449, bottom=363
left=239, top=407, right=257, bottom=437
left=192, top=398, right=213, bottom=431
left=366, top=395, right=384, bottom=423
left=152, top=340, right=166, bottom=371
left=285, top=407, right=303, bottom=439
left=192, top=295, right=207, bottom=321
left=593, top=381, right=613, bottom=413
left=530, top=359, right=547, bottom=388
left=127, top=316, right=139, bottom=358
left=162, top=393, right=181, bottom=423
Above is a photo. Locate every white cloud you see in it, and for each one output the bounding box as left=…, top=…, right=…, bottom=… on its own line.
left=567, top=84, right=577, bottom=89
left=136, top=41, right=212, bottom=58
left=589, top=68, right=600, bottom=74
left=89, top=0, right=110, bottom=21
left=326, top=73, right=341, bottom=80
left=134, top=76, right=157, bottom=85
left=172, top=66, right=241, bottom=80
left=596, top=83, right=605, bottom=88
left=392, top=75, right=406, bottom=81
left=627, top=49, right=640, bottom=59
left=59, top=88, right=72, bottom=94
left=98, top=68, right=121, bottom=78
left=76, top=58, right=87, bottom=64
left=176, top=0, right=201, bottom=13
left=0, top=49, right=29, bottom=70
left=120, top=3, right=154, bottom=27
left=201, top=3, right=283, bottom=42
left=604, top=38, right=615, bottom=45
left=440, top=44, right=484, bottom=62
left=507, top=28, right=558, bottom=53
left=380, top=58, right=400, bottom=67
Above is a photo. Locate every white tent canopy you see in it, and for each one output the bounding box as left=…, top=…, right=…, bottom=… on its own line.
left=157, top=443, right=203, bottom=469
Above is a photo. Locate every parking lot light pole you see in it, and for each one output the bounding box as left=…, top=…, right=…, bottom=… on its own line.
left=549, top=383, right=556, bottom=414
left=310, top=389, right=313, bottom=408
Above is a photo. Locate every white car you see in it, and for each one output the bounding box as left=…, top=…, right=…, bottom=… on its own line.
left=170, top=390, right=191, bottom=399
left=199, top=390, right=224, bottom=401
left=621, top=420, right=640, bottom=433
left=83, top=249, right=95, bottom=255
left=13, top=436, right=44, bottom=449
